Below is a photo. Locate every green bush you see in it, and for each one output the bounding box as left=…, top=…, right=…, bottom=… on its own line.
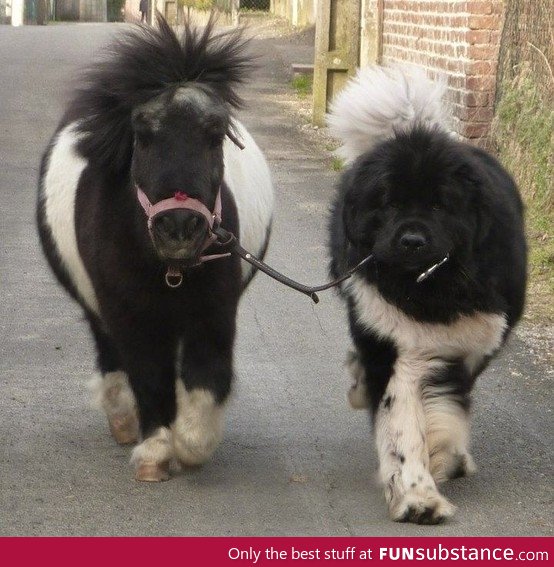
left=493, top=66, right=554, bottom=321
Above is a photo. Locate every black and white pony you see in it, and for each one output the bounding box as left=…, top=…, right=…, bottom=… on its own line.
left=37, top=18, right=273, bottom=481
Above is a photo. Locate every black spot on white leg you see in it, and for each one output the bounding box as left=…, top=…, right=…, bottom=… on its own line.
left=382, top=395, right=395, bottom=409
left=391, top=450, right=406, bottom=464
left=447, top=453, right=477, bottom=480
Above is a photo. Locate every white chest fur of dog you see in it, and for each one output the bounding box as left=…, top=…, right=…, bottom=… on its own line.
left=349, top=277, right=507, bottom=363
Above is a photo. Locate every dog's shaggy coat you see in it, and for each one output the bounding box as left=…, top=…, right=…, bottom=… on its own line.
left=37, top=19, right=273, bottom=480
left=328, top=66, right=527, bottom=523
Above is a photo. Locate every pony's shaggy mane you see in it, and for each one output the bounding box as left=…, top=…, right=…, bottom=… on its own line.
left=66, top=15, right=252, bottom=176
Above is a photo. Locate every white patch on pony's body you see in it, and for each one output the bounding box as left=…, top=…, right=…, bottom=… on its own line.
left=88, top=371, right=139, bottom=445
left=223, top=120, right=274, bottom=282
left=41, top=122, right=100, bottom=315
left=171, top=381, right=224, bottom=466
left=347, top=277, right=506, bottom=521
left=327, top=65, right=449, bottom=164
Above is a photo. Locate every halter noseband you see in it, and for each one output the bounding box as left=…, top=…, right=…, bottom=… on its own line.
left=136, top=186, right=230, bottom=287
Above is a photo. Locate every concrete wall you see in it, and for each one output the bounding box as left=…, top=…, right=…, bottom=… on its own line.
left=270, top=0, right=316, bottom=27
left=79, top=0, right=106, bottom=20
left=123, top=0, right=233, bottom=25
left=56, top=0, right=106, bottom=20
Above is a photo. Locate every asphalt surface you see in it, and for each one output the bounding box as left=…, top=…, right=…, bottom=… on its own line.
left=0, top=23, right=552, bottom=536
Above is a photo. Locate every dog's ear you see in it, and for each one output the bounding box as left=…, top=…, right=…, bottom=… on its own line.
left=341, top=167, right=376, bottom=246
left=454, top=162, right=492, bottom=248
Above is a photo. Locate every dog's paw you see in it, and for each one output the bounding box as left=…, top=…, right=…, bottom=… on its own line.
left=431, top=451, right=477, bottom=483
left=449, top=453, right=477, bottom=480
left=389, top=487, right=456, bottom=525
left=345, top=350, right=370, bottom=409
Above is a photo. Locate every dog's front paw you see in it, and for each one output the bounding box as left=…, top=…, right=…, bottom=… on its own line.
left=389, top=486, right=456, bottom=525
left=346, top=350, right=370, bottom=409
left=431, top=451, right=477, bottom=483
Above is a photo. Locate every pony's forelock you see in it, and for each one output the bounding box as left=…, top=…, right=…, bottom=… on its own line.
left=67, top=14, right=253, bottom=175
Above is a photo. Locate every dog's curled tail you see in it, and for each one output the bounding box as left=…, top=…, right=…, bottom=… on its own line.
left=327, top=65, right=448, bottom=163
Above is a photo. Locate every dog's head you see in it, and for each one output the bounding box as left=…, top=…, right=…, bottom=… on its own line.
left=342, top=127, right=490, bottom=277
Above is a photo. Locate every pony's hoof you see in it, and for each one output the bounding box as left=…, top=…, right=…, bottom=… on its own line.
left=108, top=413, right=139, bottom=445
left=135, top=461, right=170, bottom=482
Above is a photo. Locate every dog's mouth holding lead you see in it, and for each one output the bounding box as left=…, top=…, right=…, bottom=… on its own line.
left=342, top=180, right=469, bottom=286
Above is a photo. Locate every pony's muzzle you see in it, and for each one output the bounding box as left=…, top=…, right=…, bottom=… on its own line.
left=151, top=209, right=209, bottom=261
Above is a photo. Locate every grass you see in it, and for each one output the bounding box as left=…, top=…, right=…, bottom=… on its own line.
left=492, top=65, right=554, bottom=323
left=330, top=156, right=345, bottom=172
left=290, top=73, right=313, bottom=98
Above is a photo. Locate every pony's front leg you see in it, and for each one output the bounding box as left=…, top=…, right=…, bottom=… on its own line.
left=88, top=319, right=139, bottom=445
left=172, top=324, right=234, bottom=466
left=116, top=332, right=178, bottom=482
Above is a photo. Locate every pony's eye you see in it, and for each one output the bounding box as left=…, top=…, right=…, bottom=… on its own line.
left=132, top=111, right=155, bottom=146
left=134, top=131, right=153, bottom=147
left=432, top=203, right=441, bottom=211
left=208, top=130, right=225, bottom=148
left=208, top=132, right=225, bottom=148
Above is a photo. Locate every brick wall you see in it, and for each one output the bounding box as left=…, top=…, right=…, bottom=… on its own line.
left=376, top=0, right=504, bottom=142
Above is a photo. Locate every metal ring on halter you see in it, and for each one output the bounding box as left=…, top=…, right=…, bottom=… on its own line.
left=165, top=272, right=183, bottom=288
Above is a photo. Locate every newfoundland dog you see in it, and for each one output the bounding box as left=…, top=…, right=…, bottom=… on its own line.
left=328, top=66, right=527, bottom=524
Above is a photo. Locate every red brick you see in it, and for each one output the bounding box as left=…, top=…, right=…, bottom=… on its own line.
left=466, top=30, right=491, bottom=44
left=469, top=14, right=502, bottom=30
left=465, top=60, right=497, bottom=75
left=466, top=75, right=496, bottom=91
left=468, top=43, right=498, bottom=59
left=451, top=89, right=490, bottom=107
left=467, top=1, right=493, bottom=15
left=459, top=122, right=491, bottom=138
left=454, top=106, right=494, bottom=122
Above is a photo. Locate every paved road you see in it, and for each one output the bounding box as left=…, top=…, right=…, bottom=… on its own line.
left=0, top=23, right=552, bottom=536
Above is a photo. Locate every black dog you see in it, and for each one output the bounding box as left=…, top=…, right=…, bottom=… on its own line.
left=328, top=66, right=527, bottom=523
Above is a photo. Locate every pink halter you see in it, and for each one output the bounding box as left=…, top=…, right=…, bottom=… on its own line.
left=136, top=185, right=230, bottom=286
left=136, top=187, right=222, bottom=233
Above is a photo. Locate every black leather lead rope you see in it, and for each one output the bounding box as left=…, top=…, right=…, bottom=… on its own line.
left=212, top=226, right=373, bottom=304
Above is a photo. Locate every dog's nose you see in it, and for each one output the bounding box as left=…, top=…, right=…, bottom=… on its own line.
left=399, top=231, right=428, bottom=251
left=154, top=210, right=204, bottom=242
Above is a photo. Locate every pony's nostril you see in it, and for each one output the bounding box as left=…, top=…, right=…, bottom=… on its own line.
left=399, top=232, right=428, bottom=251
left=157, top=215, right=175, bottom=236
left=155, top=212, right=204, bottom=242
